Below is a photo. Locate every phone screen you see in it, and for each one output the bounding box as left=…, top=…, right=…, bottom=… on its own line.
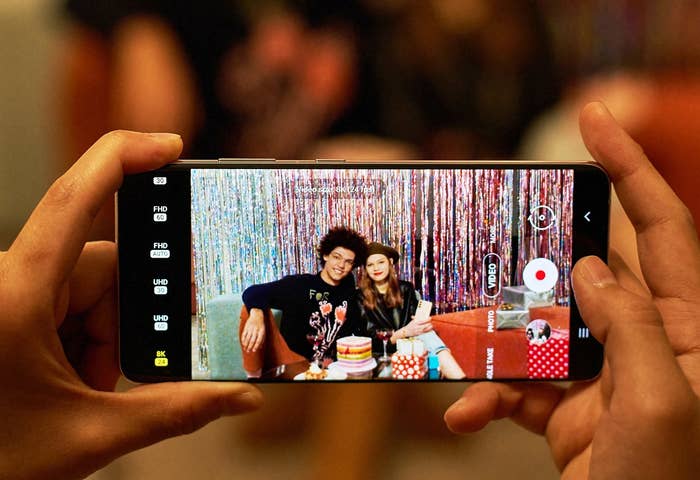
left=118, top=161, right=608, bottom=382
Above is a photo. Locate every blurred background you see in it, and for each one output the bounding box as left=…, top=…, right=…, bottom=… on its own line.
left=2, top=1, right=700, bottom=478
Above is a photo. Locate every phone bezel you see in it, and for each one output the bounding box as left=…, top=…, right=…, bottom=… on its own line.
left=118, top=159, right=609, bottom=383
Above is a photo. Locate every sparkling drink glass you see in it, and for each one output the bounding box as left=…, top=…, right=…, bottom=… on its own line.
left=375, top=329, right=393, bottom=362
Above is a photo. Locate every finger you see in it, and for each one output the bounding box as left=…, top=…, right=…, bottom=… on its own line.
left=240, top=329, right=251, bottom=352
left=579, top=102, right=700, bottom=299
left=67, top=241, right=117, bottom=315
left=607, top=249, right=650, bottom=298
left=248, top=328, right=259, bottom=352
left=253, top=331, right=265, bottom=352
left=572, top=256, right=691, bottom=398
left=444, top=382, right=565, bottom=435
left=9, top=131, right=182, bottom=292
left=101, top=382, right=262, bottom=458
left=244, top=323, right=257, bottom=350
left=79, top=285, right=120, bottom=391
left=251, top=330, right=262, bottom=352
left=246, top=328, right=259, bottom=353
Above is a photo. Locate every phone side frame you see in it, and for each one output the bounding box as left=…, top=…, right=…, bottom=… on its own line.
left=117, top=159, right=609, bottom=382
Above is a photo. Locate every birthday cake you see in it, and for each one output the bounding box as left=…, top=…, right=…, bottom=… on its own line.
left=391, top=338, right=428, bottom=380
left=335, top=336, right=376, bottom=372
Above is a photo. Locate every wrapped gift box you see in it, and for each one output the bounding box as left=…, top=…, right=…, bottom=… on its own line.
left=502, top=285, right=554, bottom=308
left=392, top=338, right=427, bottom=379
left=396, top=338, right=425, bottom=355
left=527, top=336, right=569, bottom=379
left=496, top=303, right=530, bottom=329
left=391, top=352, right=427, bottom=380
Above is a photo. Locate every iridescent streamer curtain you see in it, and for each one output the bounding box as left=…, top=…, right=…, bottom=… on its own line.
left=426, top=169, right=514, bottom=311
left=192, top=168, right=573, bottom=322
left=515, top=169, right=574, bottom=304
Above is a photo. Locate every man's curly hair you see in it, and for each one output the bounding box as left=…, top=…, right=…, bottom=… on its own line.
left=317, top=226, right=368, bottom=267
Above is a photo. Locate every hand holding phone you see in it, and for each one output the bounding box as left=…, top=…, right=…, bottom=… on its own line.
left=0, top=131, right=262, bottom=480
left=398, top=300, right=434, bottom=339
left=414, top=299, right=433, bottom=322
left=445, top=103, right=700, bottom=479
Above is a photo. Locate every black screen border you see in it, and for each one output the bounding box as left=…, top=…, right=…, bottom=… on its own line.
left=118, top=160, right=608, bottom=383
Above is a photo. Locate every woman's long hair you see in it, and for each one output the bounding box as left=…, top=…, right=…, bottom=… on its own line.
left=359, top=259, right=403, bottom=310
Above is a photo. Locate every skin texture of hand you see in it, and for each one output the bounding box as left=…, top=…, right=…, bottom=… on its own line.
left=397, top=316, right=434, bottom=341
left=241, top=307, right=266, bottom=352
left=444, top=102, right=700, bottom=479
left=0, top=131, right=263, bottom=480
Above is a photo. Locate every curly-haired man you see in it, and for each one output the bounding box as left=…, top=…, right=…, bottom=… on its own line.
left=240, top=227, right=368, bottom=375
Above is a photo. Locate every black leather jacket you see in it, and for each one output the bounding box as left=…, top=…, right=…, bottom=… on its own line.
left=356, top=281, right=420, bottom=353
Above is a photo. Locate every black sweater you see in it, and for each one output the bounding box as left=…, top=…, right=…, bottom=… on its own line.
left=242, top=273, right=361, bottom=359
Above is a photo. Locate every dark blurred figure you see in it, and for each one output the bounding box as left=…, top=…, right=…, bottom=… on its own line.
left=59, top=1, right=364, bottom=238
left=351, top=0, right=560, bottom=158
left=60, top=1, right=363, bottom=161
left=59, top=0, right=559, bottom=165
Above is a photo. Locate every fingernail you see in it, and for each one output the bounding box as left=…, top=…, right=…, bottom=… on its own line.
left=147, top=132, right=182, bottom=141
left=577, top=256, right=617, bottom=287
left=448, top=397, right=467, bottom=411
left=218, top=388, right=263, bottom=416
left=236, top=389, right=264, bottom=411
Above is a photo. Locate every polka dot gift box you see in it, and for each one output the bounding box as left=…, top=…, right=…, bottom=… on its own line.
left=391, top=338, right=428, bottom=380
left=527, top=333, right=569, bottom=379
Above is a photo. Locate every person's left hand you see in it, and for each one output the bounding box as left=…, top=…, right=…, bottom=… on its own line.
left=400, top=315, right=434, bottom=338
left=0, top=131, right=263, bottom=480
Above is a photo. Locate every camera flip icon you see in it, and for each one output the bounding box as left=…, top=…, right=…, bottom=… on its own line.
left=528, top=205, right=557, bottom=231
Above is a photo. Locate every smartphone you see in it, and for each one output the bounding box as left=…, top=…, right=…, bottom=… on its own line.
left=117, top=160, right=609, bottom=382
left=414, top=300, right=432, bottom=322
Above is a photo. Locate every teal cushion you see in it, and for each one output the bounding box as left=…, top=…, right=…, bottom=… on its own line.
left=206, top=294, right=245, bottom=380
left=205, top=293, right=283, bottom=380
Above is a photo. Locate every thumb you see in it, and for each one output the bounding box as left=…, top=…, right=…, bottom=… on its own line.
left=105, top=382, right=262, bottom=455
left=572, top=256, right=687, bottom=397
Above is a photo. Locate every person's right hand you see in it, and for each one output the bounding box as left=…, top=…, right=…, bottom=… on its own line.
left=444, top=102, right=700, bottom=479
left=241, top=307, right=266, bottom=352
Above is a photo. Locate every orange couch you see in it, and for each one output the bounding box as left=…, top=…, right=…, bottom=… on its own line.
left=432, top=306, right=569, bottom=379
left=239, top=306, right=306, bottom=374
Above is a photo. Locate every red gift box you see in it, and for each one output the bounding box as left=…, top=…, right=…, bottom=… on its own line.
left=527, top=334, right=569, bottom=379
left=391, top=353, right=428, bottom=380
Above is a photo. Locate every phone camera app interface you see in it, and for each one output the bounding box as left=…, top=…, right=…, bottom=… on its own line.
left=190, top=168, right=574, bottom=381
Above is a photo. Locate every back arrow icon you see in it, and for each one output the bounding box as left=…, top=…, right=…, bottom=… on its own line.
left=584, top=211, right=591, bottom=222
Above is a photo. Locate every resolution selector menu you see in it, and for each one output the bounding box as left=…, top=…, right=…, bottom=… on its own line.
left=118, top=169, right=191, bottom=380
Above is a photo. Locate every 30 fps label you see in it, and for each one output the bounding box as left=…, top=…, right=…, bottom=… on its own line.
left=154, top=278, right=168, bottom=295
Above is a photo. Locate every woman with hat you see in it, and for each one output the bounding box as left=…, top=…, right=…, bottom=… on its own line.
left=356, top=242, right=465, bottom=379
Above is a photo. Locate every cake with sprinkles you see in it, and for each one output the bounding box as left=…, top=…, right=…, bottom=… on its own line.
left=335, top=336, right=375, bottom=372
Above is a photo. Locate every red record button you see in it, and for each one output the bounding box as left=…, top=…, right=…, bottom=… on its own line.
left=523, top=258, right=558, bottom=293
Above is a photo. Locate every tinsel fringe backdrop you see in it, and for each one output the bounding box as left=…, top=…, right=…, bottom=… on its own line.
left=192, top=168, right=573, bottom=322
